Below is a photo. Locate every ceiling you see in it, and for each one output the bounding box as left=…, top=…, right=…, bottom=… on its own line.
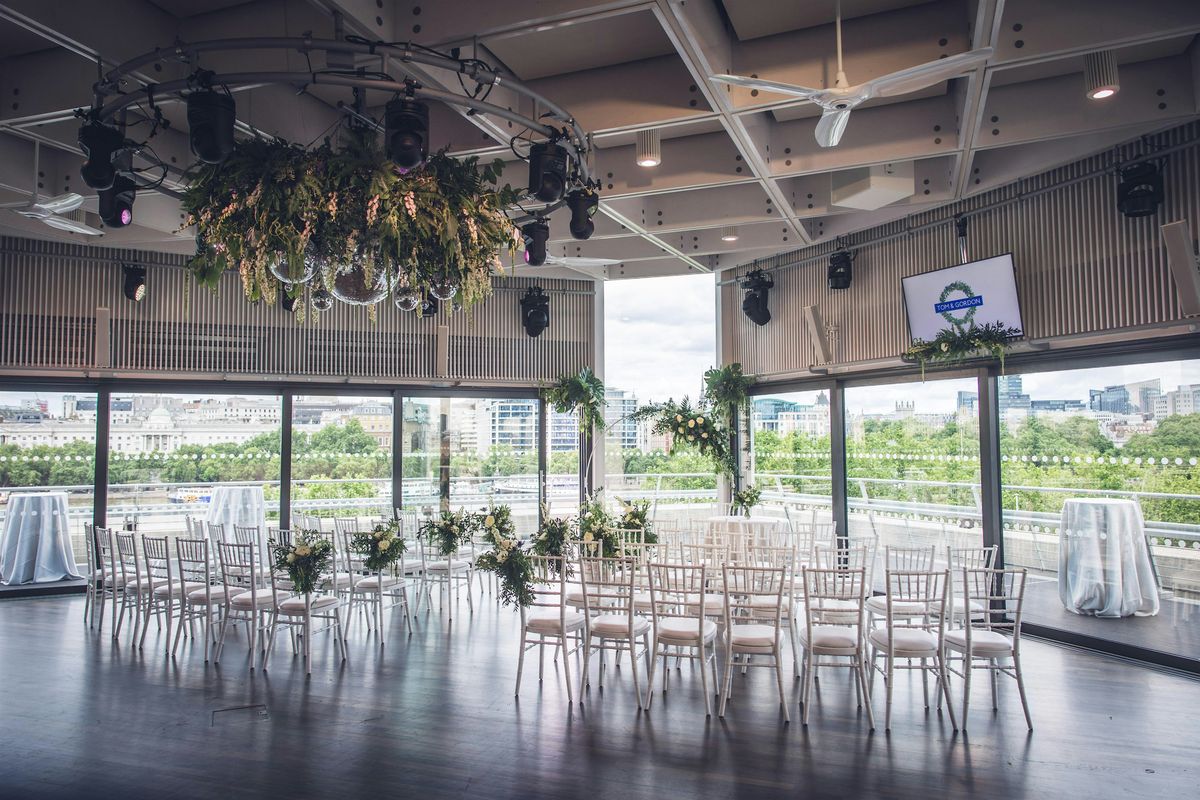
left=0, top=0, right=1197, bottom=281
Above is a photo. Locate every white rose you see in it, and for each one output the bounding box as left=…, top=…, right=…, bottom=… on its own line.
left=497, top=550, right=508, bottom=563
left=378, top=540, right=389, bottom=551
left=675, top=414, right=683, bottom=422
left=286, top=553, right=296, bottom=563
left=697, top=416, right=704, bottom=424
left=688, top=419, right=696, bottom=428
left=484, top=515, right=495, bottom=528
left=688, top=435, right=695, bottom=441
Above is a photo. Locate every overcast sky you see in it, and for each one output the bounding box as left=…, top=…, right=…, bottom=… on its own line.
left=604, top=273, right=717, bottom=405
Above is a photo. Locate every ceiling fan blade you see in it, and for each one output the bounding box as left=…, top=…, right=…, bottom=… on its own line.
left=709, top=73, right=821, bottom=100
left=41, top=215, right=104, bottom=236
left=13, top=207, right=52, bottom=220
left=861, top=47, right=993, bottom=99
left=814, top=107, right=853, bottom=148
left=34, top=192, right=85, bottom=215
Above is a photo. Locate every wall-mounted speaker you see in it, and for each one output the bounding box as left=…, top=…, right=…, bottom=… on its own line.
left=1161, top=220, right=1200, bottom=317
left=802, top=305, right=832, bottom=365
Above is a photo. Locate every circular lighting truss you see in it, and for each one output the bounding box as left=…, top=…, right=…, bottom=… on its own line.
left=80, top=36, right=602, bottom=308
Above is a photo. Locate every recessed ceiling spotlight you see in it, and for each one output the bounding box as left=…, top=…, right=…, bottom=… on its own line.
left=1084, top=50, right=1120, bottom=100
left=636, top=129, right=661, bottom=167
left=720, top=225, right=739, bottom=242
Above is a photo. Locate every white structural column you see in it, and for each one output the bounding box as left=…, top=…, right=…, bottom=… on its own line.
left=591, top=277, right=606, bottom=495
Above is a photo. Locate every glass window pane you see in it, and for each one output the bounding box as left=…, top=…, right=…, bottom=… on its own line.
left=999, top=363, right=1200, bottom=660
left=290, top=395, right=391, bottom=524
left=0, top=391, right=97, bottom=570
left=751, top=389, right=832, bottom=527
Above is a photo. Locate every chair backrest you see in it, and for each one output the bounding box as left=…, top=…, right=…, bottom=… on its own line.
left=231, top=524, right=259, bottom=546
left=884, top=545, right=937, bottom=572
left=812, top=540, right=876, bottom=575
left=646, top=562, right=706, bottom=631
left=680, top=542, right=728, bottom=572
left=83, top=521, right=97, bottom=578
left=723, top=565, right=786, bottom=637
left=946, top=545, right=998, bottom=571
left=961, top=567, right=1027, bottom=644
left=524, top=554, right=568, bottom=624
left=333, top=517, right=360, bottom=537
left=217, top=541, right=258, bottom=593
left=175, top=537, right=212, bottom=593
left=614, top=526, right=644, bottom=550
left=114, top=531, right=141, bottom=585
left=802, top=567, right=867, bottom=630
left=882, top=569, right=949, bottom=634
left=206, top=522, right=226, bottom=542
left=579, top=556, right=637, bottom=619
left=618, top=540, right=665, bottom=566
left=141, top=535, right=173, bottom=586
left=268, top=527, right=293, bottom=549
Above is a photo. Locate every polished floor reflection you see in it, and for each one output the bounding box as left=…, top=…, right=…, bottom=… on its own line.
left=0, top=592, right=1196, bottom=799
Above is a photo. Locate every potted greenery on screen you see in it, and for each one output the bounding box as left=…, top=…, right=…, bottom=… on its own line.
left=271, top=531, right=333, bottom=595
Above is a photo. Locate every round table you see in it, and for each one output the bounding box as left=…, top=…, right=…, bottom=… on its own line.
left=1058, top=498, right=1159, bottom=618
left=0, top=491, right=83, bottom=584
left=205, top=485, right=267, bottom=549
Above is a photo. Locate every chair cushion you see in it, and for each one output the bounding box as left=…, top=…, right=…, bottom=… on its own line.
left=868, top=627, right=938, bottom=655
left=944, top=628, right=1013, bottom=656
left=153, top=580, right=205, bottom=598
left=526, top=608, right=586, bottom=634
left=186, top=585, right=243, bottom=604
left=729, top=623, right=779, bottom=648
left=866, top=596, right=929, bottom=616
left=278, top=595, right=339, bottom=614
left=590, top=612, right=650, bottom=637
left=656, top=617, right=717, bottom=644
left=799, top=625, right=860, bottom=651
left=355, top=575, right=404, bottom=590
left=229, top=590, right=276, bottom=608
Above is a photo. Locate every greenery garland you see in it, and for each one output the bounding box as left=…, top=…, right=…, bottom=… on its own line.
left=271, top=531, right=333, bottom=594
left=418, top=509, right=478, bottom=556
left=631, top=397, right=735, bottom=476
left=544, top=367, right=607, bottom=433
left=703, top=362, right=754, bottom=423
left=181, top=126, right=521, bottom=311
left=731, top=486, right=761, bottom=516
left=903, top=322, right=1023, bottom=377
left=350, top=519, right=407, bottom=572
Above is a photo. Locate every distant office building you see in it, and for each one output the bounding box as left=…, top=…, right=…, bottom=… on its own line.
left=605, top=388, right=639, bottom=450
left=1090, top=384, right=1131, bottom=414
left=957, top=391, right=978, bottom=414
left=997, top=375, right=1031, bottom=414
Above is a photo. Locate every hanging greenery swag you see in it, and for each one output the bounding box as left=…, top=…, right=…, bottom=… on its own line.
left=544, top=367, right=607, bottom=433
left=903, top=322, right=1023, bottom=377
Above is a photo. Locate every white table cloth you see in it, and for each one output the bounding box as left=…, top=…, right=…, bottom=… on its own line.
left=706, top=515, right=786, bottom=537
left=205, top=485, right=267, bottom=551
left=1059, top=498, right=1159, bottom=618
left=0, top=492, right=83, bottom=585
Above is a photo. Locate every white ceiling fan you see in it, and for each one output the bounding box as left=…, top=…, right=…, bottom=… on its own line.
left=709, top=0, right=993, bottom=148
left=1, top=141, right=104, bottom=236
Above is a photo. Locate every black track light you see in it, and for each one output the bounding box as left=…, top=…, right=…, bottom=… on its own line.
left=528, top=142, right=568, bottom=203
left=78, top=121, right=125, bottom=190
left=384, top=98, right=430, bottom=172
left=99, top=175, right=136, bottom=228
left=186, top=89, right=236, bottom=165
left=281, top=293, right=298, bottom=313
left=740, top=269, right=774, bottom=326
left=566, top=188, right=599, bottom=240
left=520, top=286, right=550, bottom=337
left=121, top=263, right=146, bottom=302
left=1117, top=161, right=1163, bottom=218
left=418, top=294, right=439, bottom=316
left=522, top=219, right=550, bottom=266
left=828, top=250, right=854, bottom=290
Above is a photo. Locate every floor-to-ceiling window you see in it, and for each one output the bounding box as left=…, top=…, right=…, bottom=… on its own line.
left=844, top=377, right=983, bottom=584
left=107, top=393, right=282, bottom=537
left=290, top=395, right=392, bottom=524
left=998, top=361, right=1200, bottom=661
left=750, top=389, right=833, bottom=528
left=0, top=391, right=97, bottom=567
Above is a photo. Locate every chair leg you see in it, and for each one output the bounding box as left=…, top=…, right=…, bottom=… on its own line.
left=1013, top=652, right=1033, bottom=731
left=938, top=655, right=958, bottom=731
left=214, top=608, right=231, bottom=664
left=921, top=657, right=930, bottom=710
left=172, top=605, right=187, bottom=657
left=629, top=636, right=643, bottom=710
left=377, top=585, right=386, bottom=647
left=578, top=634, right=592, bottom=702
left=884, top=653, right=894, bottom=733
left=303, top=614, right=312, bottom=675
left=561, top=633, right=575, bottom=706
left=538, top=635, right=545, bottom=682
left=990, top=663, right=999, bottom=710
left=263, top=616, right=278, bottom=670
left=515, top=631, right=527, bottom=697
left=858, top=657, right=876, bottom=730
left=248, top=609, right=258, bottom=670
left=961, top=655, right=973, bottom=731
left=645, top=641, right=659, bottom=710
left=774, top=650, right=790, bottom=723
left=719, top=647, right=734, bottom=717
left=699, top=642, right=711, bottom=717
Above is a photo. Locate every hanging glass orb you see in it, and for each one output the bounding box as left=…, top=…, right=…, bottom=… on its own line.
left=311, top=288, right=334, bottom=311
left=429, top=277, right=457, bottom=301
left=267, top=250, right=316, bottom=286
left=393, top=286, right=421, bottom=311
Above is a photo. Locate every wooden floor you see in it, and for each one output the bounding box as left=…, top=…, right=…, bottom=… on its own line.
left=1, top=590, right=1197, bottom=799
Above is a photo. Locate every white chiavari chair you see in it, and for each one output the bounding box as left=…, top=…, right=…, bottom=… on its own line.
left=113, top=531, right=147, bottom=643
left=344, top=531, right=413, bottom=645
left=172, top=537, right=229, bottom=661
left=943, top=567, right=1031, bottom=731
left=214, top=541, right=273, bottom=669
left=799, top=567, right=874, bottom=728
left=866, top=546, right=938, bottom=628
left=867, top=569, right=957, bottom=732
left=578, top=555, right=653, bottom=709
left=138, top=535, right=181, bottom=652
left=749, top=542, right=801, bottom=675
left=719, top=564, right=790, bottom=722
left=262, top=553, right=347, bottom=674
left=644, top=562, right=720, bottom=716
left=516, top=554, right=585, bottom=704
left=416, top=530, right=474, bottom=621
left=944, top=546, right=998, bottom=626
left=93, top=527, right=121, bottom=634
left=83, top=522, right=102, bottom=628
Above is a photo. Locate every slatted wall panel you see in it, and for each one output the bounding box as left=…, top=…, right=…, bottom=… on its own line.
left=0, top=237, right=595, bottom=385
left=725, top=122, right=1200, bottom=377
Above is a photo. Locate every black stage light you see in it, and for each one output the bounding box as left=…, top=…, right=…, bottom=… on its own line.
left=187, top=90, right=236, bottom=165
left=528, top=142, right=568, bottom=203
left=522, top=219, right=550, bottom=266
left=281, top=293, right=298, bottom=313
left=566, top=188, right=599, bottom=240
left=740, top=269, right=774, bottom=326
left=99, top=175, right=136, bottom=228
left=418, top=294, right=439, bottom=316
left=828, top=250, right=853, bottom=290
left=121, top=264, right=147, bottom=302
left=78, top=122, right=125, bottom=190
left=1117, top=161, right=1163, bottom=218
left=385, top=98, right=430, bottom=172
left=520, top=286, right=550, bottom=338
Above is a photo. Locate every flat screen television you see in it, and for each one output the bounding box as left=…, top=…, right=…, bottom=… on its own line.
left=901, top=253, right=1023, bottom=342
